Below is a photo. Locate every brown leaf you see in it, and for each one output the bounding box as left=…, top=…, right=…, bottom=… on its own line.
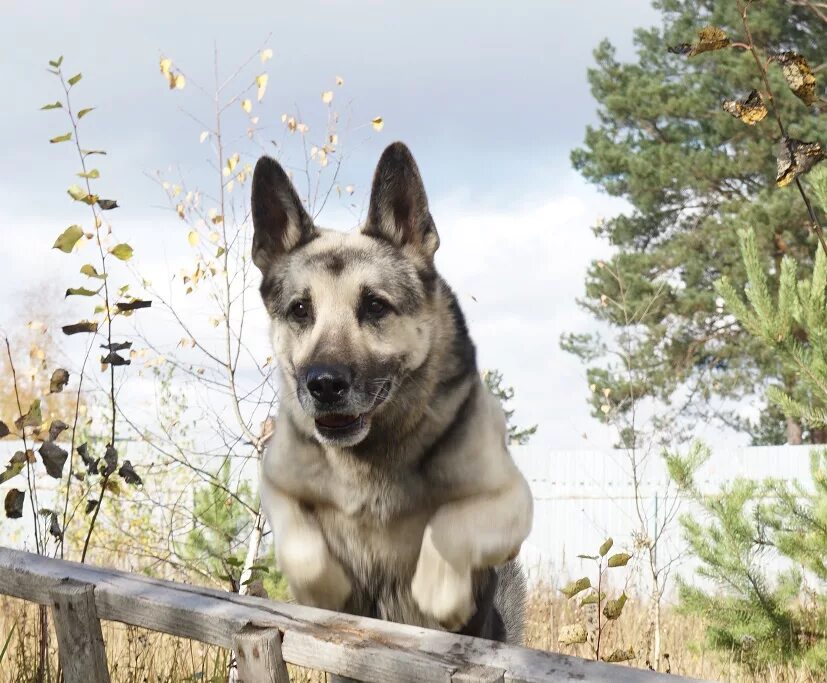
left=0, top=421, right=9, bottom=438
left=49, top=368, right=70, bottom=393
left=603, top=647, right=637, bottom=663
left=48, top=511, right=62, bottom=540
left=48, top=420, right=69, bottom=442
left=96, top=199, right=119, bottom=210
left=560, top=577, right=591, bottom=599
left=39, top=442, right=68, bottom=478
left=776, top=137, right=826, bottom=187
left=580, top=591, right=606, bottom=607
left=100, top=341, right=132, bottom=351
left=5, top=489, right=25, bottom=518
left=85, top=499, right=98, bottom=515
left=115, top=300, right=151, bottom=312
left=603, top=593, right=628, bottom=620
left=669, top=26, right=730, bottom=57
left=558, top=623, right=588, bottom=645
left=722, top=89, right=768, bottom=125
left=118, top=460, right=142, bottom=486
left=62, top=321, right=98, bottom=335
left=100, top=351, right=131, bottom=367
left=14, top=400, right=42, bottom=431
left=775, top=52, right=818, bottom=106
left=102, top=444, right=118, bottom=476
left=77, top=443, right=98, bottom=473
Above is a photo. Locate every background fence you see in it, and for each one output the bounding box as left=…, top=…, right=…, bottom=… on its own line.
left=512, top=444, right=817, bottom=593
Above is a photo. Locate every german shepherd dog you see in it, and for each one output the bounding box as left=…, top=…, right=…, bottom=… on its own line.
left=252, top=142, right=533, bottom=643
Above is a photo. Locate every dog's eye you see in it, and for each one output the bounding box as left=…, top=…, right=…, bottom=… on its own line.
left=289, top=301, right=310, bottom=320
left=365, top=297, right=388, bottom=318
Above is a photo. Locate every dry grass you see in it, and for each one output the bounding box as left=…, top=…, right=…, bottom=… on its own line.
left=1, top=590, right=823, bottom=682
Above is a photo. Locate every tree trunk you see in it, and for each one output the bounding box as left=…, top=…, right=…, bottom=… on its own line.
left=809, top=427, right=827, bottom=444
left=786, top=417, right=803, bottom=444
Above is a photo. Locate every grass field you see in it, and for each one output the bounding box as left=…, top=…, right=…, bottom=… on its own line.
left=1, top=587, right=822, bottom=683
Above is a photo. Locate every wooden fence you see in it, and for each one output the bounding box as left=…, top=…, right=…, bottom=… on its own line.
left=0, top=547, right=700, bottom=683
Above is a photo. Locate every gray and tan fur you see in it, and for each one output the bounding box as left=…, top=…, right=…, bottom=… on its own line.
left=252, top=142, right=533, bottom=643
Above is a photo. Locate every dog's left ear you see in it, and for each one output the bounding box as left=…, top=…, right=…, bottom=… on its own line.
left=251, top=155, right=317, bottom=272
left=362, top=142, right=439, bottom=262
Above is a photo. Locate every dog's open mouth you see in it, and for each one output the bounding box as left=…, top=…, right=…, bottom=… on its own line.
left=315, top=413, right=362, bottom=430
left=313, top=381, right=391, bottom=441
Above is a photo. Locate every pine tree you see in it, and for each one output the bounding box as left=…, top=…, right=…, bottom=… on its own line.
left=665, top=170, right=827, bottom=672
left=716, top=168, right=827, bottom=439
left=483, top=369, right=538, bottom=446
left=567, top=0, right=827, bottom=443
left=181, top=461, right=286, bottom=598
left=665, top=442, right=827, bottom=672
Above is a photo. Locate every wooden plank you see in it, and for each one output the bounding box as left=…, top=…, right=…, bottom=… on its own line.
left=233, top=625, right=290, bottom=683
left=0, top=547, right=699, bottom=683
left=49, top=580, right=110, bottom=683
left=452, top=665, right=505, bottom=682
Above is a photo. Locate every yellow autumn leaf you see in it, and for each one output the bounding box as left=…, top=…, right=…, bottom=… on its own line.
left=208, top=232, right=220, bottom=243
left=371, top=116, right=384, bottom=131
left=199, top=130, right=209, bottom=143
left=256, top=73, right=268, bottom=101
left=227, top=153, right=240, bottom=173
left=335, top=75, right=344, bottom=86
left=170, top=72, right=186, bottom=90
left=241, top=99, right=252, bottom=114
left=176, top=204, right=185, bottom=219
left=322, top=90, right=333, bottom=104
left=260, top=48, right=273, bottom=63
left=187, top=231, right=200, bottom=247
left=159, top=57, right=172, bottom=75
left=67, top=184, right=87, bottom=201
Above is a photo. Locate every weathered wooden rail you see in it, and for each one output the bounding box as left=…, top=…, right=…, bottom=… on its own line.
left=0, top=547, right=701, bottom=682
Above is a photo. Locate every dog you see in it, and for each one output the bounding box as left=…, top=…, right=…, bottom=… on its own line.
left=252, top=141, right=533, bottom=643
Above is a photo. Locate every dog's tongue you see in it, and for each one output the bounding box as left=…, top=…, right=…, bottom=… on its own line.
left=315, top=413, right=359, bottom=428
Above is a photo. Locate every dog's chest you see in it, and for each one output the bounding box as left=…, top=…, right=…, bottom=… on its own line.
left=315, top=465, right=438, bottom=592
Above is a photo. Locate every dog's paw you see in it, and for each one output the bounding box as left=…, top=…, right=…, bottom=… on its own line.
left=411, top=530, right=475, bottom=631
left=280, top=532, right=352, bottom=610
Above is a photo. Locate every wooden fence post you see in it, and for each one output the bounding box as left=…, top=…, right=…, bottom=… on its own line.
left=233, top=625, right=290, bottom=683
left=49, top=580, right=110, bottom=683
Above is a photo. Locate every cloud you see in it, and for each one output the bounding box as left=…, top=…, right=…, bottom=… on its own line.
left=432, top=175, right=624, bottom=450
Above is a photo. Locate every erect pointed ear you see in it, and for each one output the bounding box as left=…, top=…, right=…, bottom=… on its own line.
left=251, top=155, right=317, bottom=271
left=362, top=142, right=439, bottom=262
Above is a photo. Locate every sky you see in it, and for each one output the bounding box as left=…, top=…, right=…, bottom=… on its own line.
left=1, top=0, right=742, bottom=454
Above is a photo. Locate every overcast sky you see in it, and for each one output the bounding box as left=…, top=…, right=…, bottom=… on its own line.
left=1, top=1, right=741, bottom=453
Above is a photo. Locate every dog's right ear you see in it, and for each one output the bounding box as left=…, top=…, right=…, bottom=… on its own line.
left=251, top=156, right=316, bottom=271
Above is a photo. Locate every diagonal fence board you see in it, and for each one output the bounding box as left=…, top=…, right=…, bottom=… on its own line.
left=0, top=546, right=701, bottom=683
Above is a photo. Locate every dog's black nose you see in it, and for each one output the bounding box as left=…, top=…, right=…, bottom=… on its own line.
left=306, top=364, right=351, bottom=404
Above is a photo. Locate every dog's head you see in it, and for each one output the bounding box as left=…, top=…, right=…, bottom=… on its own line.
left=252, top=142, right=441, bottom=447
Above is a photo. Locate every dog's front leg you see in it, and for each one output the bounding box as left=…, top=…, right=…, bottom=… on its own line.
left=260, top=483, right=352, bottom=610
left=411, top=470, right=532, bottom=630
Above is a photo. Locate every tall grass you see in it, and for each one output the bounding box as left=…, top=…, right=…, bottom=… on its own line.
left=1, top=589, right=822, bottom=683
